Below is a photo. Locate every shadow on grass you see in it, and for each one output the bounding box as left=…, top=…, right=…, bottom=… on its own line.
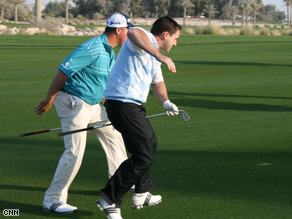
left=178, top=39, right=292, bottom=47
left=168, top=91, right=292, bottom=100
left=165, top=91, right=292, bottom=112
left=1, top=137, right=63, bottom=148
left=0, top=185, right=99, bottom=197
left=175, top=60, right=292, bottom=67
left=3, top=150, right=291, bottom=207
left=153, top=150, right=292, bottom=205
left=2, top=134, right=104, bottom=150
left=177, top=98, right=292, bottom=112
left=1, top=148, right=292, bottom=217
left=0, top=200, right=93, bottom=218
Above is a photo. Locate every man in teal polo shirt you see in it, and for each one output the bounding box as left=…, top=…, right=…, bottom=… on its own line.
left=33, top=14, right=135, bottom=213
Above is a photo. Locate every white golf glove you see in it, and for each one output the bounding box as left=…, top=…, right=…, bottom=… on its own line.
left=163, top=100, right=179, bottom=116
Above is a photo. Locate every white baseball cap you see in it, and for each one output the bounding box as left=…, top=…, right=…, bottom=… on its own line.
left=107, top=13, right=135, bottom=28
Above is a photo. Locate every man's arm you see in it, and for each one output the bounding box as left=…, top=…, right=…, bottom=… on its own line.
left=101, top=96, right=106, bottom=105
left=151, top=81, right=169, bottom=105
left=151, top=82, right=179, bottom=116
left=127, top=28, right=176, bottom=73
left=33, top=70, right=68, bottom=115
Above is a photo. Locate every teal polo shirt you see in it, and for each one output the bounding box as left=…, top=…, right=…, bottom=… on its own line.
left=58, top=33, right=115, bottom=105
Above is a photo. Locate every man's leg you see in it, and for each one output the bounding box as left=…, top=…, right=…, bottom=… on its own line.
left=88, top=103, right=128, bottom=178
left=99, top=101, right=157, bottom=206
left=43, top=92, right=91, bottom=213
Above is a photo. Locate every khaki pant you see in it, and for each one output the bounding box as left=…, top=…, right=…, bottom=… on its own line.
left=44, top=91, right=127, bottom=204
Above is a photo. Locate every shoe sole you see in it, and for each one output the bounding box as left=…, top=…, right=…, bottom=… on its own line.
left=96, top=200, right=104, bottom=211
left=96, top=201, right=122, bottom=219
left=42, top=207, right=77, bottom=214
left=131, top=198, right=162, bottom=209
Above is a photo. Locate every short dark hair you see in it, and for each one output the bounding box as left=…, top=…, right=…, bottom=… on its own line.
left=105, top=26, right=128, bottom=34
left=151, top=16, right=182, bottom=36
left=105, top=26, right=117, bottom=34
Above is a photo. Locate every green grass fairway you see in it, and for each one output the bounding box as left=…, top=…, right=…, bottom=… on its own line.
left=0, top=34, right=291, bottom=219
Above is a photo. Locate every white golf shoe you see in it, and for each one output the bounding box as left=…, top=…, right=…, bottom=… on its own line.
left=42, top=200, right=77, bottom=213
left=131, top=192, right=162, bottom=209
left=96, top=197, right=123, bottom=219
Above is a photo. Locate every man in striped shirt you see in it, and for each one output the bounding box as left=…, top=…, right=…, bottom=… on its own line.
left=97, top=16, right=182, bottom=219
left=33, top=14, right=134, bottom=214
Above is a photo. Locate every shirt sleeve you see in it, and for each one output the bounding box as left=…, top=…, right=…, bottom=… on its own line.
left=126, top=27, right=163, bottom=84
left=152, top=63, right=164, bottom=84
left=127, top=27, right=154, bottom=54
left=58, top=45, right=92, bottom=78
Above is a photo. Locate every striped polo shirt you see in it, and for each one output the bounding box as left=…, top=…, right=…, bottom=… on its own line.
left=58, top=33, right=115, bottom=105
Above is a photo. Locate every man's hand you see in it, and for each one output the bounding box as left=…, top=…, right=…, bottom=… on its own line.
left=33, top=98, right=54, bottom=115
left=127, top=28, right=176, bottom=73
left=33, top=70, right=68, bottom=116
left=155, top=53, right=176, bottom=73
left=163, top=100, right=179, bottom=116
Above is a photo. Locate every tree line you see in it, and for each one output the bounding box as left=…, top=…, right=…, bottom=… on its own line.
left=0, top=0, right=291, bottom=25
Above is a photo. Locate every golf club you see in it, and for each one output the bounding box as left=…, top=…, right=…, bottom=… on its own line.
left=57, top=110, right=190, bottom=137
left=147, top=110, right=190, bottom=122
left=18, top=119, right=110, bottom=138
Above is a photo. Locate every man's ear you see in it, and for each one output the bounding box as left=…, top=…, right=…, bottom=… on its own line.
left=116, top=27, right=122, bottom=35
left=161, top=31, right=169, bottom=40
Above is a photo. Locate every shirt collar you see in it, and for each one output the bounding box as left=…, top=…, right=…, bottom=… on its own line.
left=101, top=32, right=113, bottom=53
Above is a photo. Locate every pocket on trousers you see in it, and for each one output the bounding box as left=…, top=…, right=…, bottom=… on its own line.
left=68, top=95, right=78, bottom=109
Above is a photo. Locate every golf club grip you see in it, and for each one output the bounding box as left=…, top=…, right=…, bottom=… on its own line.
left=57, top=126, right=96, bottom=137
left=18, top=130, right=51, bottom=138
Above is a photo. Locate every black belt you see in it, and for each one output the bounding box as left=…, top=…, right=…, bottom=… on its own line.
left=60, top=88, right=73, bottom=95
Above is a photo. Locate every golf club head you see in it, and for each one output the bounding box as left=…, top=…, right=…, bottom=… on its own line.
left=179, top=110, right=190, bottom=122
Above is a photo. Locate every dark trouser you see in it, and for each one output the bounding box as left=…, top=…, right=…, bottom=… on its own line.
left=100, top=100, right=157, bottom=207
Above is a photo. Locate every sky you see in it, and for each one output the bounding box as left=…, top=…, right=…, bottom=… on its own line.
left=262, top=0, right=287, bottom=14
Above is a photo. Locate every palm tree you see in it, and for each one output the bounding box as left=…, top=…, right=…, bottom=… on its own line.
left=222, top=0, right=233, bottom=20
left=130, top=0, right=142, bottom=17
left=65, top=0, right=69, bottom=24
left=283, top=0, right=292, bottom=26
left=203, top=1, right=218, bottom=26
left=0, top=0, right=10, bottom=22
left=239, top=0, right=252, bottom=26
left=290, top=3, right=292, bottom=25
left=290, top=3, right=292, bottom=26
left=9, top=0, right=26, bottom=22
left=251, top=1, right=263, bottom=26
left=229, top=5, right=239, bottom=26
left=35, top=0, right=41, bottom=26
left=178, top=0, right=194, bottom=26
left=245, top=0, right=254, bottom=26
left=222, top=0, right=239, bottom=25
